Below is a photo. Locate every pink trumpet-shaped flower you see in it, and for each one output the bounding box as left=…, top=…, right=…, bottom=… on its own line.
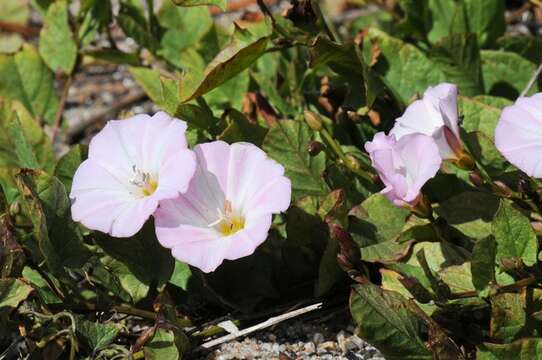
left=365, top=132, right=441, bottom=207
left=70, top=112, right=196, bottom=238
left=495, top=93, right=542, bottom=177
left=154, top=141, right=291, bottom=273
left=390, top=83, right=461, bottom=159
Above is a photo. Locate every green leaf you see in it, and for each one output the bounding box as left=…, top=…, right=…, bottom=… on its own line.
left=459, top=96, right=501, bottom=138
left=415, top=248, right=452, bottom=300
left=380, top=268, right=430, bottom=303
left=30, top=0, right=55, bottom=14
left=431, top=33, right=484, bottom=96
left=490, top=293, right=526, bottom=343
left=0, top=0, right=29, bottom=24
left=16, top=170, right=90, bottom=274
left=436, top=191, right=500, bottom=239
left=130, top=66, right=218, bottom=130
left=0, top=101, right=55, bottom=171
left=157, top=2, right=213, bottom=68
left=95, top=220, right=174, bottom=303
left=171, top=0, right=226, bottom=10
left=175, top=103, right=217, bottom=131
left=117, top=1, right=157, bottom=52
left=143, top=328, right=186, bottom=360
left=309, top=36, right=364, bottom=77
left=84, top=49, right=139, bottom=66
left=0, top=278, right=32, bottom=316
left=464, top=131, right=513, bottom=176
left=22, top=266, right=61, bottom=304
left=0, top=213, right=25, bottom=278
left=492, top=200, right=538, bottom=267
left=77, top=0, right=112, bottom=47
left=359, top=194, right=409, bottom=241
left=309, top=36, right=377, bottom=107
left=99, top=256, right=148, bottom=303
left=182, top=25, right=269, bottom=102
left=395, top=0, right=433, bottom=40
left=0, top=45, right=59, bottom=124
left=84, top=257, right=131, bottom=303
left=218, top=109, right=267, bottom=146
left=76, top=317, right=121, bottom=353
left=0, top=33, right=23, bottom=54
left=7, top=114, right=39, bottom=169
left=367, top=28, right=445, bottom=105
left=426, top=0, right=460, bottom=43
left=462, top=0, right=505, bottom=47
left=481, top=50, right=539, bottom=98
left=407, top=242, right=469, bottom=273
left=497, top=35, right=542, bottom=64
left=350, top=283, right=432, bottom=360
left=438, top=263, right=475, bottom=293
left=169, top=261, right=191, bottom=291
left=39, top=1, right=77, bottom=74
left=477, top=338, right=542, bottom=359
left=316, top=235, right=345, bottom=297
left=129, top=67, right=178, bottom=115
left=473, top=95, right=512, bottom=109
left=471, top=236, right=496, bottom=296
left=361, top=240, right=415, bottom=264
left=54, top=144, right=87, bottom=193
left=263, top=120, right=328, bottom=198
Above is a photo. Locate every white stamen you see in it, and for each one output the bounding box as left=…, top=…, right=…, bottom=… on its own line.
left=208, top=208, right=225, bottom=227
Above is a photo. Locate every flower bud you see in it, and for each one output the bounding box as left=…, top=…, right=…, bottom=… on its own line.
left=494, top=181, right=513, bottom=197
left=532, top=221, right=542, bottom=235
left=8, top=201, right=20, bottom=216
left=454, top=151, right=475, bottom=170
left=304, top=110, right=323, bottom=131
left=307, top=141, right=324, bottom=156
left=409, top=194, right=433, bottom=219
left=344, top=154, right=361, bottom=172
left=468, top=171, right=483, bottom=187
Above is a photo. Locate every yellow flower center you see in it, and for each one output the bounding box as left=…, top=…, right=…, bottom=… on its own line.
left=218, top=214, right=245, bottom=236
left=130, top=166, right=158, bottom=197
left=209, top=200, right=245, bottom=236
left=141, top=179, right=158, bottom=196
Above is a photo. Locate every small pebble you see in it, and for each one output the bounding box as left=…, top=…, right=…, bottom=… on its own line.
left=303, top=342, right=316, bottom=354
left=312, top=332, right=325, bottom=345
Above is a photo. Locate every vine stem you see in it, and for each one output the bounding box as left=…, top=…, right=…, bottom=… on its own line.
left=521, top=63, right=542, bottom=97
left=111, top=304, right=192, bottom=328
left=51, top=74, right=73, bottom=143
left=319, top=127, right=374, bottom=183
left=450, top=274, right=542, bottom=299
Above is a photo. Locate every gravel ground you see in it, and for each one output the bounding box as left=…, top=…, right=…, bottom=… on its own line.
left=202, top=309, right=385, bottom=360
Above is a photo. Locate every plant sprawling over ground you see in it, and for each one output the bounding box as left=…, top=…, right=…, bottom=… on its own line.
left=2, top=0, right=542, bottom=359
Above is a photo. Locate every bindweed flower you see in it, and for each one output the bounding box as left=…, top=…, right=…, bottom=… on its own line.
left=70, top=112, right=196, bottom=237
left=495, top=94, right=542, bottom=177
left=390, top=83, right=461, bottom=160
left=365, top=132, right=441, bottom=207
left=154, top=141, right=291, bottom=273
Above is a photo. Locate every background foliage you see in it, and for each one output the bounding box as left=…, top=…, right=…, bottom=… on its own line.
left=1, top=0, right=542, bottom=359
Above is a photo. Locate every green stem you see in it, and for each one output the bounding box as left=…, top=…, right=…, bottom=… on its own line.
left=191, top=320, right=241, bottom=339
left=111, top=304, right=191, bottom=328
left=319, top=127, right=374, bottom=183
left=451, top=274, right=542, bottom=299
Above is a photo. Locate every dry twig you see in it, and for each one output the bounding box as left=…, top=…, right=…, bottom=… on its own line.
left=197, top=302, right=323, bottom=350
